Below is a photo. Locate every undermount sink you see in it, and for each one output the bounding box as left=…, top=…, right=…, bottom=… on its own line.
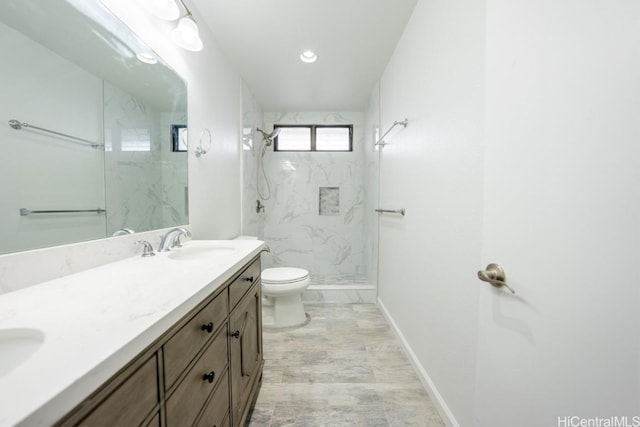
left=0, top=328, right=45, bottom=378
left=168, top=245, right=236, bottom=261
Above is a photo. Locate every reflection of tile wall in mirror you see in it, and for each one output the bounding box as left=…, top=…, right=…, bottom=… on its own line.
left=0, top=0, right=188, bottom=255
left=319, top=187, right=340, bottom=216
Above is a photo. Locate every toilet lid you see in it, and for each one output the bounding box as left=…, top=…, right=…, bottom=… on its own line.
left=262, top=267, right=309, bottom=284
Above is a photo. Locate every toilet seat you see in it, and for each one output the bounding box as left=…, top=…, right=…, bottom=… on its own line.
left=262, top=267, right=309, bottom=284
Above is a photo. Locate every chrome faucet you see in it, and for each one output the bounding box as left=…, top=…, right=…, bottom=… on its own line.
left=158, top=227, right=192, bottom=252
left=112, top=228, right=135, bottom=237
left=135, top=240, right=155, bottom=257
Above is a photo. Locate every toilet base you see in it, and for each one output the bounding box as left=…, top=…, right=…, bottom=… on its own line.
left=262, top=293, right=308, bottom=328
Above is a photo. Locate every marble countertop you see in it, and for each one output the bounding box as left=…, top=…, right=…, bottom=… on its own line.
left=0, top=239, right=266, bottom=427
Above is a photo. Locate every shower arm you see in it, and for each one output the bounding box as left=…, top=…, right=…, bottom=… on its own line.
left=374, top=119, right=408, bottom=147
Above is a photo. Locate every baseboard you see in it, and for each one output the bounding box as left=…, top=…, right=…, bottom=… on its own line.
left=377, top=297, right=460, bottom=427
left=303, top=287, right=377, bottom=303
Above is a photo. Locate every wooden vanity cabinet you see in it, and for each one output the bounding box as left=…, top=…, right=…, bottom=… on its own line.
left=75, top=355, right=159, bottom=427
left=229, top=281, right=263, bottom=426
left=56, top=255, right=263, bottom=427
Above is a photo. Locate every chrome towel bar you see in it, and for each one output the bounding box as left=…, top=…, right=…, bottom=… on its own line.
left=9, top=119, right=104, bottom=149
left=20, top=208, right=106, bottom=216
left=375, top=208, right=406, bottom=216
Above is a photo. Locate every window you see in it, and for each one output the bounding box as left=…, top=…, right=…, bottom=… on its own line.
left=274, top=125, right=353, bottom=152
left=121, top=128, right=151, bottom=152
left=171, top=124, right=188, bottom=152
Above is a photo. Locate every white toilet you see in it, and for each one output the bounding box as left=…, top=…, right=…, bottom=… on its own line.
left=261, top=267, right=310, bottom=328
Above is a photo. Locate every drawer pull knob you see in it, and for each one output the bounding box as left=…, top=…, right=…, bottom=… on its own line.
left=203, top=371, right=215, bottom=383
left=244, top=276, right=254, bottom=283
left=231, top=330, right=240, bottom=339
left=201, top=322, right=214, bottom=333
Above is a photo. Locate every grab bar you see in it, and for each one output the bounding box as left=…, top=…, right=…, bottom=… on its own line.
left=374, top=119, right=408, bottom=147
left=375, top=208, right=406, bottom=216
left=9, top=119, right=104, bottom=149
left=20, top=208, right=106, bottom=216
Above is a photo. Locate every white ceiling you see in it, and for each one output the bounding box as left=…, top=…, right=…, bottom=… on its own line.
left=192, top=0, right=418, bottom=112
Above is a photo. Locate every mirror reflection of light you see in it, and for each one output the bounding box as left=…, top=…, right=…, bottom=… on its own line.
left=136, top=52, right=158, bottom=65
left=242, top=128, right=253, bottom=151
left=281, top=160, right=297, bottom=171
left=68, top=0, right=153, bottom=63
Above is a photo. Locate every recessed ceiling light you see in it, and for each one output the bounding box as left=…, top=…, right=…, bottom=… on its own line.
left=136, top=52, right=158, bottom=64
left=300, top=50, right=318, bottom=63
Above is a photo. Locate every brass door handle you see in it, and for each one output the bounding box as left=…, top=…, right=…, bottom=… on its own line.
left=477, top=263, right=515, bottom=294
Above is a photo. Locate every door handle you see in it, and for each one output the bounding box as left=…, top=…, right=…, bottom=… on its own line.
left=477, top=263, right=515, bottom=294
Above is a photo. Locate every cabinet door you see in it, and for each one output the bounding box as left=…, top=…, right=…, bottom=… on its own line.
left=229, top=283, right=262, bottom=425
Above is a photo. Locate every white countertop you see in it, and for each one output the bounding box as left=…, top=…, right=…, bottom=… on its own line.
left=0, top=239, right=266, bottom=427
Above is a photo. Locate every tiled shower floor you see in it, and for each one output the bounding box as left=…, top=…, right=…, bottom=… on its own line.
left=249, top=304, right=445, bottom=426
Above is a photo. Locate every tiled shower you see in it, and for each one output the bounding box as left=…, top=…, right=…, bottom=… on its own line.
left=242, top=82, right=380, bottom=302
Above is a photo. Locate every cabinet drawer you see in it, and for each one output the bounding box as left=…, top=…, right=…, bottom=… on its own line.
left=229, top=258, right=261, bottom=310
left=79, top=356, right=158, bottom=427
left=164, top=290, right=228, bottom=388
left=195, top=371, right=230, bottom=427
left=166, top=326, right=229, bottom=427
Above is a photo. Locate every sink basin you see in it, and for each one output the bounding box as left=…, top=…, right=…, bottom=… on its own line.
left=168, top=245, right=235, bottom=261
left=0, top=328, right=45, bottom=378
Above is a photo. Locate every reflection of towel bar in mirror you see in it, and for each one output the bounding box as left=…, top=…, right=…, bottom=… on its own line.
left=20, top=208, right=106, bottom=216
left=374, top=119, right=408, bottom=147
left=8, top=119, right=104, bottom=149
left=375, top=208, right=406, bottom=216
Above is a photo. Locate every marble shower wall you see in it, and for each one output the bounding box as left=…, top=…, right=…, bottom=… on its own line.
left=103, top=82, right=188, bottom=236
left=259, top=112, right=368, bottom=285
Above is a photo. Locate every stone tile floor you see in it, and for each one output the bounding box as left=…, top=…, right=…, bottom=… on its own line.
left=249, top=304, right=445, bottom=426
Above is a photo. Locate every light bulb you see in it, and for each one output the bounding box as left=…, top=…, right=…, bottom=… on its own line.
left=172, top=16, right=203, bottom=51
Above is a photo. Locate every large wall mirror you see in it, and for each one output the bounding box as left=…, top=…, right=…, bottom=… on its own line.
left=0, top=0, right=188, bottom=255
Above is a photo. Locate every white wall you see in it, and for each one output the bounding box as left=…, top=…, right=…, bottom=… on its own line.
left=377, top=0, right=485, bottom=425
left=363, top=84, right=380, bottom=289
left=241, top=81, right=265, bottom=239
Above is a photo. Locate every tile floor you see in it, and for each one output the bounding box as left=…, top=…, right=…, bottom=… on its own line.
left=249, top=304, right=445, bottom=427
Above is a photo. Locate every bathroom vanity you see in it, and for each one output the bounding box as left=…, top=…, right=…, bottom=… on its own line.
left=0, top=240, right=265, bottom=427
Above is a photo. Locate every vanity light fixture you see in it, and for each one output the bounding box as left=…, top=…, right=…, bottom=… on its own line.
left=145, top=0, right=180, bottom=21
left=300, top=50, right=318, bottom=63
left=171, top=0, right=203, bottom=51
left=146, top=0, right=204, bottom=52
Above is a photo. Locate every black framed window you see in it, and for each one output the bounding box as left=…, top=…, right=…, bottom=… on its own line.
left=274, top=124, right=353, bottom=152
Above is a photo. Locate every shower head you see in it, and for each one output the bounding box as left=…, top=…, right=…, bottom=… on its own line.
left=257, top=127, right=281, bottom=146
